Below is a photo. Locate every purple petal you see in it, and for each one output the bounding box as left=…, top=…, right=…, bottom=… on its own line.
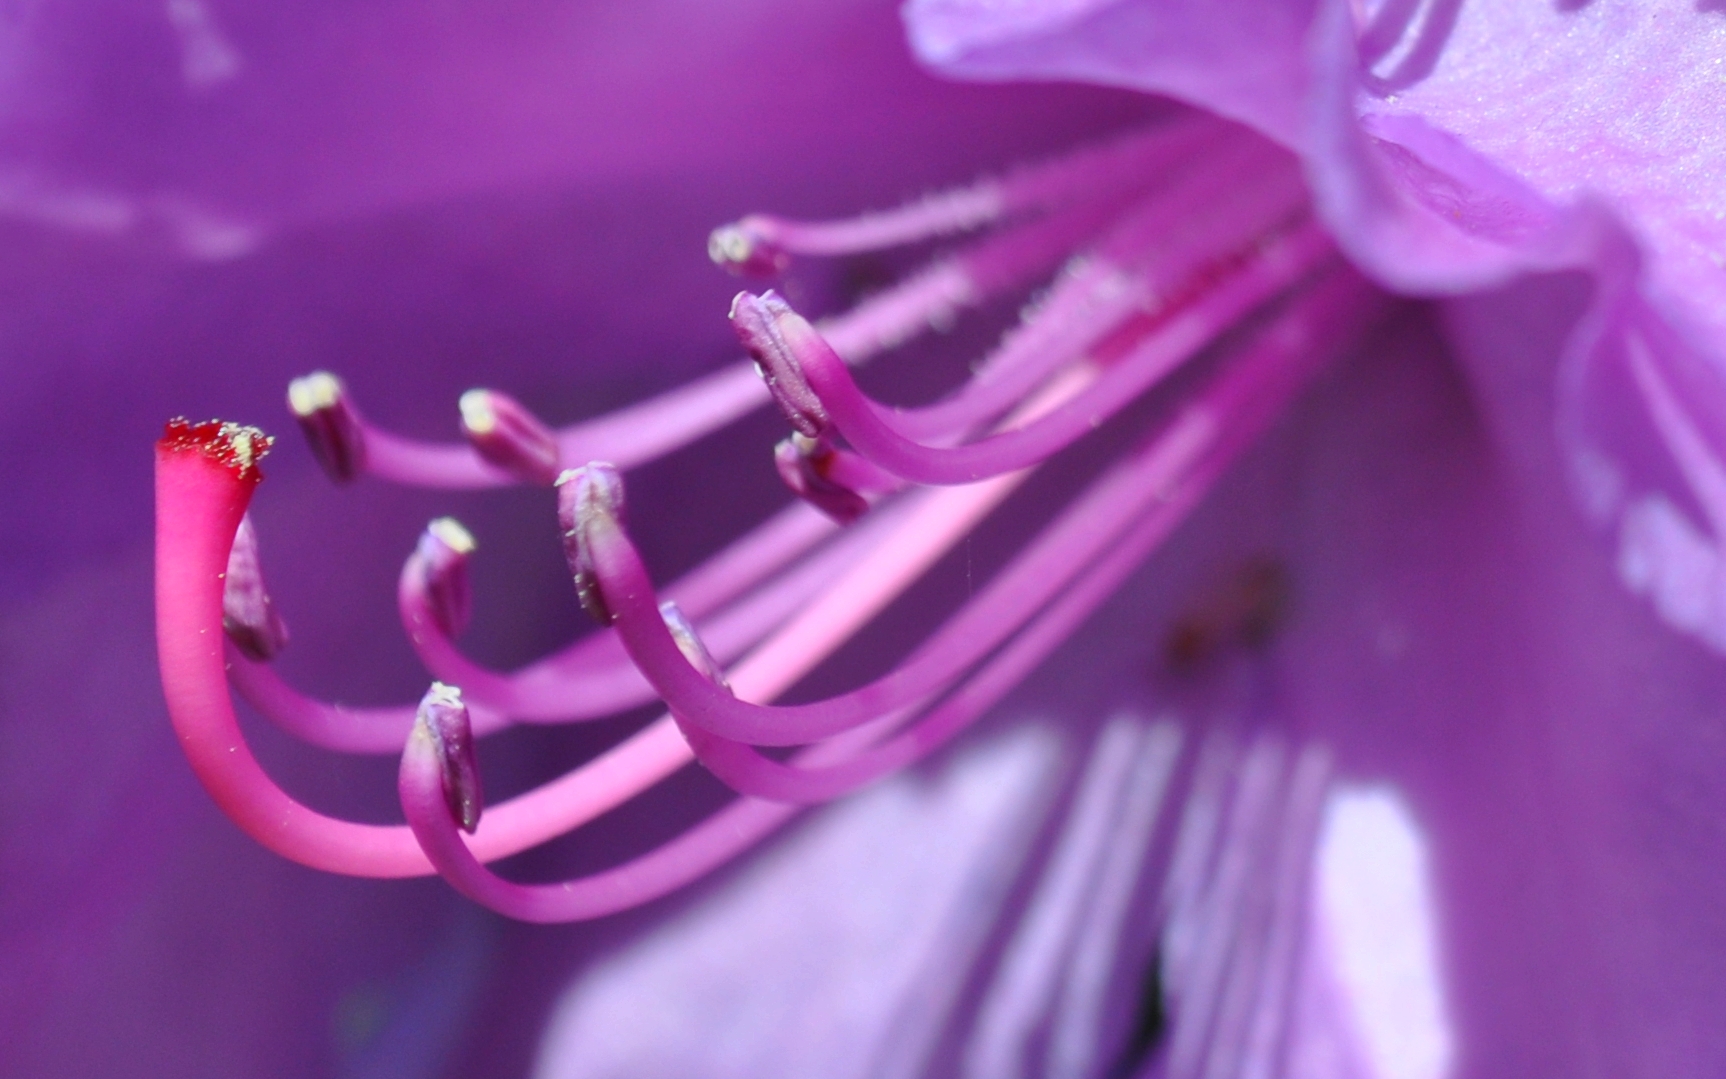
left=904, top=0, right=1314, bottom=147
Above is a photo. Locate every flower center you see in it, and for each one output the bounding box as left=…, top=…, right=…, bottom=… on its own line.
left=154, top=115, right=1387, bottom=917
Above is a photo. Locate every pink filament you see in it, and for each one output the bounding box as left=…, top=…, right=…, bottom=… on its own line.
left=724, top=121, right=1210, bottom=259
left=227, top=646, right=501, bottom=753
left=601, top=268, right=1365, bottom=748
left=581, top=366, right=1111, bottom=746
left=230, top=502, right=832, bottom=745
left=395, top=694, right=895, bottom=923
left=781, top=224, right=1335, bottom=484
left=170, top=118, right=1395, bottom=926
left=400, top=723, right=796, bottom=923
left=159, top=439, right=712, bottom=875
left=684, top=273, right=1377, bottom=801
left=885, top=138, right=1303, bottom=442
left=398, top=495, right=920, bottom=722
left=344, top=197, right=1120, bottom=490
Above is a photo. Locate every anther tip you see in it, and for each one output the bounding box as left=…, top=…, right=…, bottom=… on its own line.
left=555, top=463, right=627, bottom=626
left=287, top=371, right=344, bottom=418
left=458, top=388, right=561, bottom=484
left=708, top=218, right=788, bottom=277
left=457, top=388, right=497, bottom=435
left=285, top=371, right=365, bottom=483
left=415, top=682, right=484, bottom=833
left=558, top=462, right=626, bottom=521
left=730, top=292, right=830, bottom=439
left=426, top=516, right=476, bottom=556
left=414, top=517, right=477, bottom=638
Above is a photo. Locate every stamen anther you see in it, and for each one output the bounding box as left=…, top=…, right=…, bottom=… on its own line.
left=731, top=291, right=829, bottom=437
left=459, top=388, right=563, bottom=485
left=414, top=682, right=484, bottom=833
left=707, top=218, right=789, bottom=277
left=773, top=433, right=885, bottom=523
left=412, top=517, right=477, bottom=639
left=222, top=514, right=289, bottom=661
left=556, top=463, right=627, bottom=625
left=287, top=372, right=366, bottom=483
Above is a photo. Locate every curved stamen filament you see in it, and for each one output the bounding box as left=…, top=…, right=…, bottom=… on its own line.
left=742, top=225, right=1336, bottom=485
left=160, top=425, right=704, bottom=875
left=395, top=678, right=919, bottom=923
left=388, top=272, right=1380, bottom=919
left=399, top=494, right=921, bottom=722
left=885, top=141, right=1305, bottom=442
left=319, top=198, right=1121, bottom=491
left=227, top=646, right=505, bottom=753
left=590, top=269, right=1370, bottom=748
left=565, top=364, right=1090, bottom=746
left=681, top=278, right=1377, bottom=801
left=400, top=720, right=799, bottom=923
left=708, top=120, right=1213, bottom=270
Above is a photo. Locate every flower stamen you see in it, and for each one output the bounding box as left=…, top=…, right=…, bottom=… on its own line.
left=287, top=371, right=366, bottom=483
left=160, top=419, right=710, bottom=871
left=158, top=118, right=1396, bottom=926
left=293, top=198, right=1122, bottom=491
left=459, top=388, right=564, bottom=485
left=773, top=433, right=897, bottom=522
left=417, top=682, right=484, bottom=833
left=737, top=227, right=1333, bottom=484
left=707, top=121, right=1212, bottom=273
left=221, top=514, right=289, bottom=661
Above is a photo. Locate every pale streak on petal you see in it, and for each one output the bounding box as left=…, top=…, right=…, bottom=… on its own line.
left=961, top=717, right=1155, bottom=1079
left=1298, top=786, right=1454, bottom=1079
left=1237, top=745, right=1334, bottom=1079
left=166, top=0, right=242, bottom=89
left=1164, top=735, right=1287, bottom=1079
left=529, top=727, right=1063, bottom=1079
left=1624, top=331, right=1726, bottom=546
left=1617, top=494, right=1726, bottom=652
left=1044, top=721, right=1185, bottom=1079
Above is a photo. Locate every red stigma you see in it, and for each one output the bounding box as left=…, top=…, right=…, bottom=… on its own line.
left=159, top=417, right=274, bottom=484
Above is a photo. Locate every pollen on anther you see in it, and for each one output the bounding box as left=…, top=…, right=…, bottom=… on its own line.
left=458, top=389, right=498, bottom=435
left=427, top=517, right=476, bottom=556
left=287, top=371, right=343, bottom=418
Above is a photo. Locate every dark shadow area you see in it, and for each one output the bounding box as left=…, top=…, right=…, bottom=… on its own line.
left=1109, top=948, right=1169, bottom=1079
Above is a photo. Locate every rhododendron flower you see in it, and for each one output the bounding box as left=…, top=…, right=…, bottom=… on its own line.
left=15, top=0, right=1726, bottom=1076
